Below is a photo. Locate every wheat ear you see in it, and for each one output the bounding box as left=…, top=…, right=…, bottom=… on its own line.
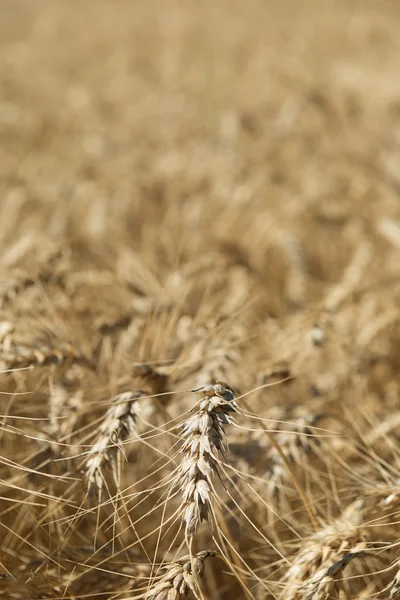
left=85, top=391, right=144, bottom=490
left=280, top=500, right=369, bottom=600
left=140, top=550, right=216, bottom=599
left=0, top=342, right=93, bottom=372
left=175, top=382, right=237, bottom=537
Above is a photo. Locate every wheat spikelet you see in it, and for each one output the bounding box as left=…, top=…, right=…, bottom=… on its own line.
left=85, top=391, right=145, bottom=490
left=175, top=382, right=237, bottom=537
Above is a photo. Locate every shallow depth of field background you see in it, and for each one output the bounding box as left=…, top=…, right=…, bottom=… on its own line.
left=1, top=1, right=400, bottom=599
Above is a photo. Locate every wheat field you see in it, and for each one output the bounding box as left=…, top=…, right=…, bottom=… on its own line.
left=1, top=1, right=400, bottom=598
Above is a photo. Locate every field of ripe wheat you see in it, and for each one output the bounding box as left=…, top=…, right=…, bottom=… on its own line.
left=1, top=1, right=400, bottom=598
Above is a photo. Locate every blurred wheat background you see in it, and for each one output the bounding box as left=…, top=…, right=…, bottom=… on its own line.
left=1, top=1, right=400, bottom=598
